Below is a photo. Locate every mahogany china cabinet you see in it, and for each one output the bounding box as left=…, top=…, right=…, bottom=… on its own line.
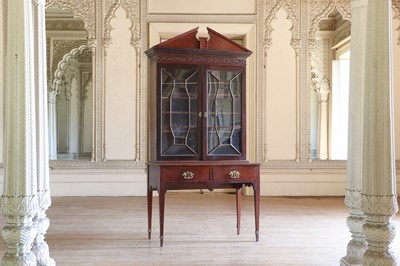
left=145, top=27, right=260, bottom=247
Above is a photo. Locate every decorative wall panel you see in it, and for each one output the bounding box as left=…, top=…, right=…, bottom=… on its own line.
left=147, top=0, right=256, bottom=15
left=46, top=0, right=95, bottom=39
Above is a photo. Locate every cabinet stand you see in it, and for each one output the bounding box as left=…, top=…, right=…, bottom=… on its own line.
left=147, top=161, right=260, bottom=247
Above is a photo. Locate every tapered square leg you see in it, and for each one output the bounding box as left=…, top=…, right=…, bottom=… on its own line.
left=254, top=184, right=260, bottom=241
left=236, top=186, right=242, bottom=235
left=159, top=189, right=166, bottom=247
left=147, top=187, right=153, bottom=239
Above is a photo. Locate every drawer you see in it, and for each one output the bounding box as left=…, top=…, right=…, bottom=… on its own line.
left=161, top=167, right=210, bottom=182
left=212, top=166, right=258, bottom=182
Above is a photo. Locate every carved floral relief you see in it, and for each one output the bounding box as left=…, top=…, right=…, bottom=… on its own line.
left=393, top=0, right=400, bottom=45
left=264, top=0, right=300, bottom=51
left=45, top=0, right=95, bottom=39
left=104, top=0, right=141, bottom=53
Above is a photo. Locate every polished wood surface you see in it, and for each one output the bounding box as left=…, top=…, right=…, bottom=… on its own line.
left=148, top=162, right=260, bottom=246
left=1, top=194, right=400, bottom=265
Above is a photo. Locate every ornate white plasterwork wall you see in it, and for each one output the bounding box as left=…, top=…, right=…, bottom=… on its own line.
left=103, top=0, right=142, bottom=162
left=262, top=0, right=301, bottom=163
left=0, top=0, right=377, bottom=195
left=259, top=0, right=350, bottom=169
left=45, top=0, right=146, bottom=168
left=41, top=0, right=352, bottom=171
left=45, top=0, right=95, bottom=40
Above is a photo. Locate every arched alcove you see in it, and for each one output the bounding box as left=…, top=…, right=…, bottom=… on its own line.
left=50, top=45, right=92, bottom=159
left=46, top=0, right=93, bottom=160
left=265, top=7, right=297, bottom=161
left=309, top=6, right=351, bottom=161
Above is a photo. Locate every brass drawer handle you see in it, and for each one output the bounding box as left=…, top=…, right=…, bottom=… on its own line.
left=229, top=170, right=240, bottom=179
left=182, top=171, right=194, bottom=180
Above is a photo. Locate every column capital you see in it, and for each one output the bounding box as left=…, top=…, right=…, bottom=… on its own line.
left=344, top=189, right=363, bottom=209
left=362, top=194, right=398, bottom=217
left=1, top=195, right=39, bottom=220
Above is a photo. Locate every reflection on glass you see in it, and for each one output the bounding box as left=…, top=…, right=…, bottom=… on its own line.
left=46, top=3, right=92, bottom=160
left=160, top=68, right=198, bottom=156
left=310, top=8, right=350, bottom=160
left=207, top=70, right=242, bottom=156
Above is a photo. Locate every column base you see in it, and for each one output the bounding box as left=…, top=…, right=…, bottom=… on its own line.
left=1, top=254, right=37, bottom=266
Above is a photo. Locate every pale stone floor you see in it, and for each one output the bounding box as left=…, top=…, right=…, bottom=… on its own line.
left=1, top=193, right=400, bottom=265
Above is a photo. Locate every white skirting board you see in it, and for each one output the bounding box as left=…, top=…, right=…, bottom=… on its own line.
left=0, top=167, right=355, bottom=197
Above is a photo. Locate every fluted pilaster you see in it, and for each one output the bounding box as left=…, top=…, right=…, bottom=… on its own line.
left=48, top=91, right=58, bottom=160
left=362, top=0, right=398, bottom=265
left=31, top=0, right=55, bottom=265
left=316, top=78, right=330, bottom=160
left=1, top=0, right=40, bottom=265
left=341, top=0, right=368, bottom=265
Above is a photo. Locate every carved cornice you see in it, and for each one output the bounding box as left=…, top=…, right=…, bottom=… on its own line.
left=151, top=55, right=247, bottom=66
left=46, top=19, right=85, bottom=31
left=45, top=0, right=95, bottom=39
left=146, top=14, right=256, bottom=24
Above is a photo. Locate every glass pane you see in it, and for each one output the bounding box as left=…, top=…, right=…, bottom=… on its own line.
left=207, top=70, right=242, bottom=156
left=160, top=68, right=198, bottom=157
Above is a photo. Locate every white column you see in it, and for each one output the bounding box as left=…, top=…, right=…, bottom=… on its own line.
left=31, top=0, right=55, bottom=265
left=341, top=1, right=368, bottom=265
left=316, top=78, right=330, bottom=160
left=48, top=90, right=58, bottom=160
left=1, top=0, right=39, bottom=265
left=362, top=0, right=398, bottom=265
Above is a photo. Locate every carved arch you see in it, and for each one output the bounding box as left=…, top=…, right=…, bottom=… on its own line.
left=52, top=45, right=91, bottom=93
left=309, top=0, right=351, bottom=41
left=104, top=0, right=141, bottom=53
left=264, top=0, right=300, bottom=51
left=45, top=0, right=95, bottom=40
left=336, top=0, right=351, bottom=21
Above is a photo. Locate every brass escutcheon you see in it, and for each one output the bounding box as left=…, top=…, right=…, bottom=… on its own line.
left=229, top=170, right=240, bottom=179
left=182, top=171, right=194, bottom=180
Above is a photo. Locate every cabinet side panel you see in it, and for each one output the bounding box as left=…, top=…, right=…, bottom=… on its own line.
left=149, top=62, right=158, bottom=162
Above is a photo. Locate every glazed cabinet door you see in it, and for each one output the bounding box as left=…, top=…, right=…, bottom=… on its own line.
left=204, top=66, right=246, bottom=160
left=158, top=65, right=202, bottom=160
